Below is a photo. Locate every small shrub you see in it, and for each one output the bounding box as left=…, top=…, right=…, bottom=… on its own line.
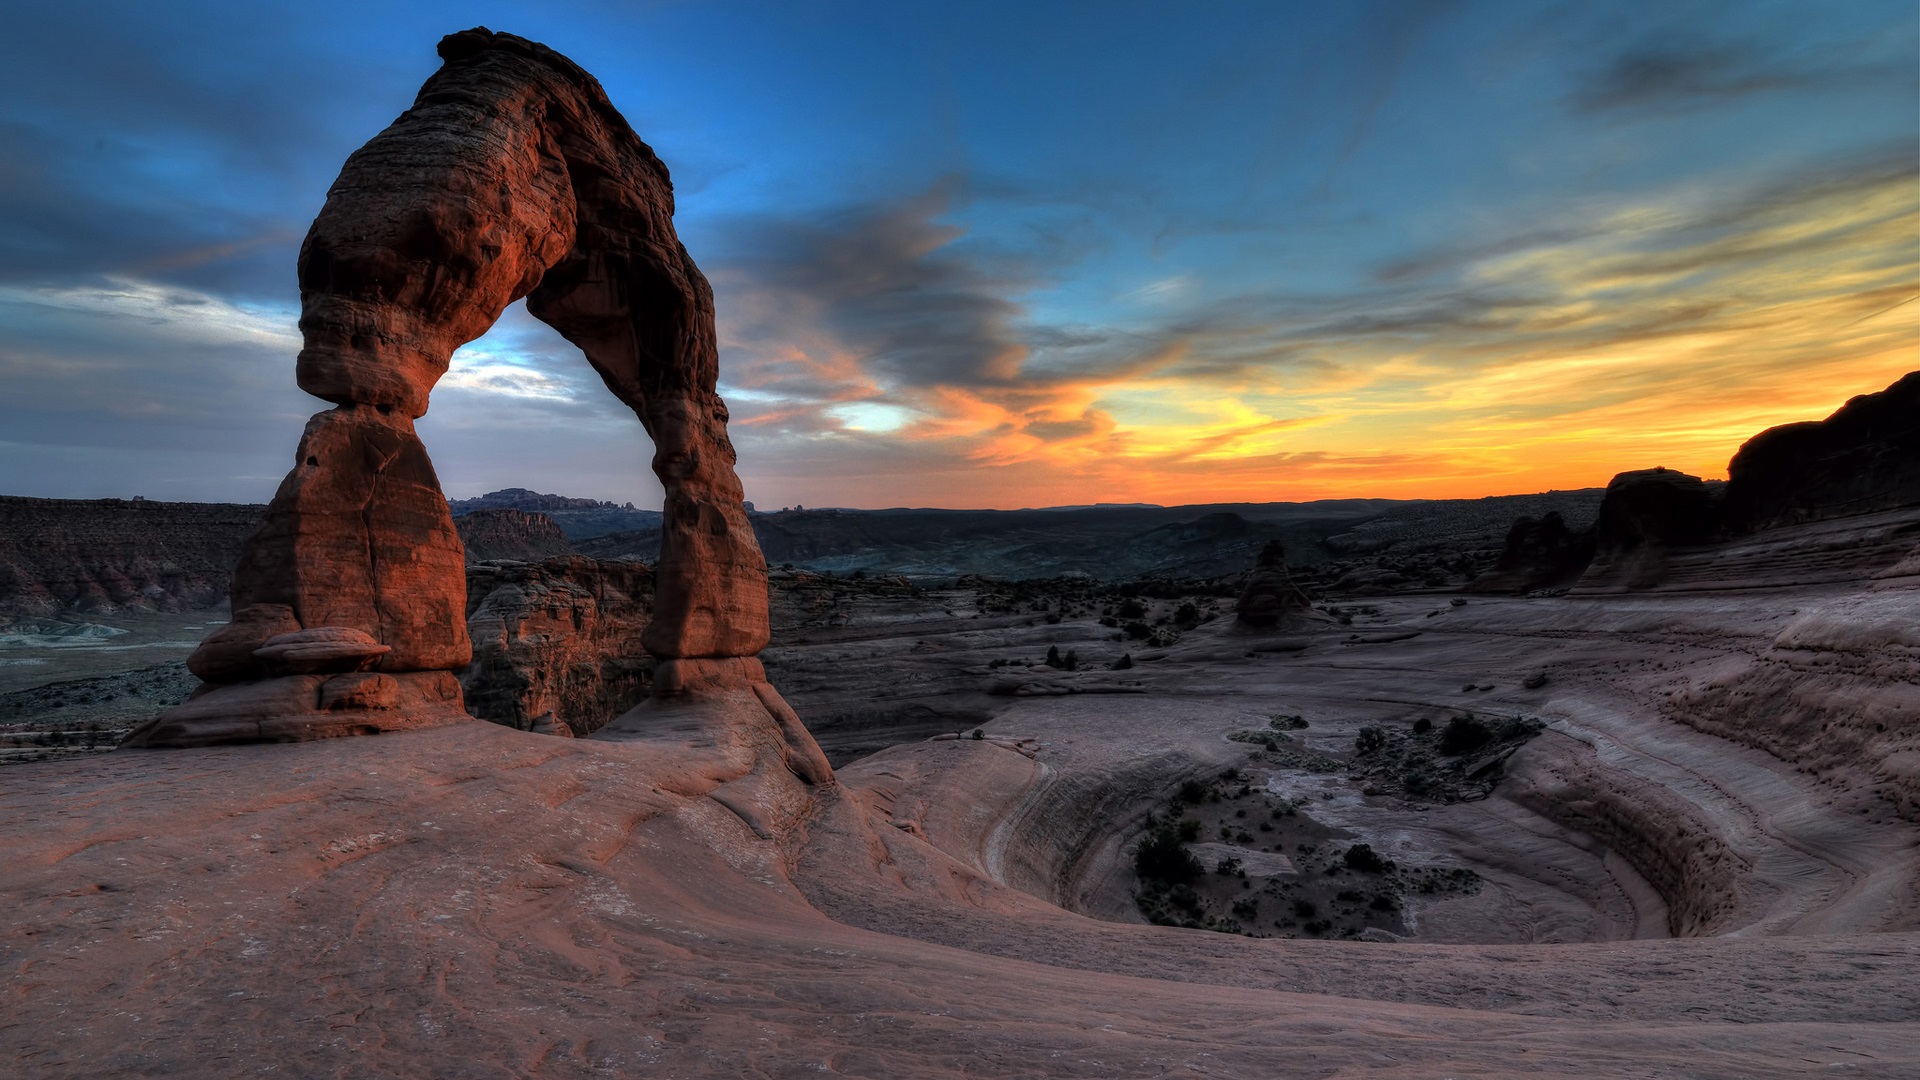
left=1045, top=645, right=1064, bottom=668
left=1111, top=653, right=1134, bottom=670
left=1369, top=894, right=1398, bottom=912
left=1177, top=779, right=1209, bottom=804
left=971, top=728, right=985, bottom=740
left=1343, top=843, right=1387, bottom=873
left=1135, top=831, right=1203, bottom=884
left=1269, top=714, right=1309, bottom=730
left=1412, top=717, right=1433, bottom=734
left=1355, top=725, right=1387, bottom=754
left=1440, top=715, right=1494, bottom=755
left=1176, top=818, right=1201, bottom=842
left=1292, top=899, right=1318, bottom=918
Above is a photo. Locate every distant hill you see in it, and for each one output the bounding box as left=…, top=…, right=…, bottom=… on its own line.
left=447, top=488, right=662, bottom=540
left=0, top=488, right=1611, bottom=615
left=577, top=491, right=1609, bottom=586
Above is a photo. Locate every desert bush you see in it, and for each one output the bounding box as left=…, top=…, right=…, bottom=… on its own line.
left=1135, top=829, right=1203, bottom=885
left=1343, top=843, right=1387, bottom=873
left=1355, top=725, right=1387, bottom=753
left=1440, top=715, right=1494, bottom=755
left=1412, top=717, right=1433, bottom=734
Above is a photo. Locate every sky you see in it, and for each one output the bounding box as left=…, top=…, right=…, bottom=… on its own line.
left=0, top=0, right=1913, bottom=510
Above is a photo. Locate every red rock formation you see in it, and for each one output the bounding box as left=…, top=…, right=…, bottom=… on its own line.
left=130, top=29, right=812, bottom=775
left=461, top=557, right=654, bottom=737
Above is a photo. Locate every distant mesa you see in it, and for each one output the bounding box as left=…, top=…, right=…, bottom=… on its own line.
left=448, top=488, right=637, bottom=514
left=455, top=509, right=575, bottom=563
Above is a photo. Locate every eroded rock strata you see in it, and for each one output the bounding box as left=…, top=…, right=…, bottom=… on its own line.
left=461, top=557, right=654, bottom=737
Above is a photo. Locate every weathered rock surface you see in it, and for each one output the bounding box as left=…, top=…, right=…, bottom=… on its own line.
left=1233, top=539, right=1314, bottom=627
left=184, top=603, right=301, bottom=683
left=461, top=557, right=653, bottom=737
left=223, top=405, right=471, bottom=675
left=252, top=627, right=392, bottom=676
left=454, top=508, right=575, bottom=562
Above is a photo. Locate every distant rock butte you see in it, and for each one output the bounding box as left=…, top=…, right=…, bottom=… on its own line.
left=127, top=28, right=824, bottom=791
left=455, top=509, right=576, bottom=563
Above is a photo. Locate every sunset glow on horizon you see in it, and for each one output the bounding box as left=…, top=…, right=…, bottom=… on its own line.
left=0, top=1, right=1913, bottom=510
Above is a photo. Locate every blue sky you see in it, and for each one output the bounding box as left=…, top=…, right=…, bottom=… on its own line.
left=1, top=0, right=1913, bottom=508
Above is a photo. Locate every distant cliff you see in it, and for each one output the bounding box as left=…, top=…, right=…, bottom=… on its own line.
left=0, top=496, right=263, bottom=615
left=455, top=509, right=576, bottom=562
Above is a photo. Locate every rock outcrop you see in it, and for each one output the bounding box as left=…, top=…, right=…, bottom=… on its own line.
left=455, top=509, right=575, bottom=562
left=1723, top=371, right=1920, bottom=533
left=1470, top=511, right=1596, bottom=594
left=461, top=557, right=653, bottom=737
left=129, top=29, right=811, bottom=776
left=1234, top=540, right=1313, bottom=628
left=1573, top=468, right=1722, bottom=593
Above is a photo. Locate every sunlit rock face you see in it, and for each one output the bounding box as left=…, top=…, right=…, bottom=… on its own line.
left=128, top=28, right=780, bottom=748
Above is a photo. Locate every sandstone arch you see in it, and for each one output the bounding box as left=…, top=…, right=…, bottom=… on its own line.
left=127, top=30, right=810, bottom=774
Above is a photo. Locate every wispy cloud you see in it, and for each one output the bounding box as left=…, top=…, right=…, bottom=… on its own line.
left=711, top=141, right=1918, bottom=505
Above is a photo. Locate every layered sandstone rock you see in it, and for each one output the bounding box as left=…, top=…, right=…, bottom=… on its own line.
left=461, top=557, right=653, bottom=737
left=132, top=29, right=813, bottom=778
left=0, top=496, right=262, bottom=616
